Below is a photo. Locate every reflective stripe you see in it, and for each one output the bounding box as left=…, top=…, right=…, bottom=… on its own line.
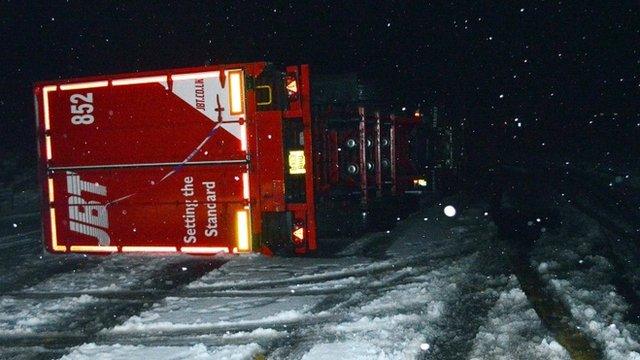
left=42, top=85, right=56, bottom=131
left=112, top=76, right=167, bottom=86
left=171, top=72, right=219, bottom=81
left=242, top=172, right=250, bottom=200
left=45, top=136, right=52, bottom=160
left=121, top=246, right=177, bottom=252
left=49, top=159, right=248, bottom=172
left=181, top=247, right=229, bottom=254
left=70, top=245, right=117, bottom=252
left=59, top=81, right=108, bottom=90
left=50, top=208, right=66, bottom=252
left=47, top=178, right=55, bottom=203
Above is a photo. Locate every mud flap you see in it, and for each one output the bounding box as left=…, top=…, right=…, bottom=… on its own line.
left=261, top=211, right=294, bottom=256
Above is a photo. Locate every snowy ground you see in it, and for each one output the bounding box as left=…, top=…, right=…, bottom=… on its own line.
left=531, top=206, right=640, bottom=359
left=1, top=191, right=640, bottom=358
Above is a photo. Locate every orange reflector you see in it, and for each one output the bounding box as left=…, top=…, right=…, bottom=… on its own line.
left=413, top=178, right=428, bottom=187
left=286, top=78, right=298, bottom=94
left=293, top=227, right=304, bottom=240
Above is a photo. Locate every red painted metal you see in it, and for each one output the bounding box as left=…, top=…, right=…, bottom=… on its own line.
left=328, top=130, right=339, bottom=185
left=358, top=107, right=367, bottom=205
left=390, top=115, right=398, bottom=196
left=311, top=106, right=424, bottom=202
left=34, top=62, right=429, bottom=256
left=374, top=111, right=382, bottom=197
left=392, top=114, right=425, bottom=193
left=299, top=65, right=318, bottom=251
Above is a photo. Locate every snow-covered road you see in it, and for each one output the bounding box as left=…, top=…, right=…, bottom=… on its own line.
left=1, top=198, right=639, bottom=359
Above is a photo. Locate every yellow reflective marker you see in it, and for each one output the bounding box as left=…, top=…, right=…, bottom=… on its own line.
left=228, top=70, right=245, bottom=115
left=288, top=150, right=306, bottom=175
left=236, top=210, right=251, bottom=252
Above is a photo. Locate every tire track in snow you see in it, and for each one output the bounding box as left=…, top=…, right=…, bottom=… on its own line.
left=0, top=254, right=103, bottom=295
left=571, top=197, right=640, bottom=325
left=467, top=279, right=572, bottom=360
left=491, top=167, right=604, bottom=359
left=424, top=240, right=512, bottom=359
left=7, top=245, right=477, bottom=302
left=505, top=240, right=603, bottom=359
left=531, top=204, right=640, bottom=359
left=29, top=258, right=448, bottom=349
left=0, top=258, right=226, bottom=353
left=267, top=252, right=481, bottom=359
left=262, top=275, right=413, bottom=358
left=0, top=248, right=472, bottom=357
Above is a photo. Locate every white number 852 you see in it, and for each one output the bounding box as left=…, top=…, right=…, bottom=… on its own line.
left=70, top=93, right=94, bottom=125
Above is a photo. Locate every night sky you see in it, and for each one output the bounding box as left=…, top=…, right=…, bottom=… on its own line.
left=1, top=1, right=638, bottom=170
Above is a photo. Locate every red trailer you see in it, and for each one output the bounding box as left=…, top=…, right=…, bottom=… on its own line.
left=34, top=62, right=317, bottom=255
left=34, top=62, right=447, bottom=256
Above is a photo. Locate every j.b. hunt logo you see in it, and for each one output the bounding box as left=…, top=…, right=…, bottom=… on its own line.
left=66, top=171, right=110, bottom=245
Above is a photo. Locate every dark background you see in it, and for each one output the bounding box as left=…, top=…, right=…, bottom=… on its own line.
left=1, top=1, right=638, bottom=171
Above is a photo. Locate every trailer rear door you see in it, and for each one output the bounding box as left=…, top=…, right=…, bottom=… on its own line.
left=35, top=68, right=252, bottom=254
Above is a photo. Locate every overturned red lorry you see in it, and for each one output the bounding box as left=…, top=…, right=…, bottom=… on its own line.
left=34, top=62, right=452, bottom=256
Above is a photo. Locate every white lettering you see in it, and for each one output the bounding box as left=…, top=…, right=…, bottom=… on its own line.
left=194, top=79, right=206, bottom=112
left=182, top=177, right=198, bottom=243
left=66, top=171, right=110, bottom=245
left=202, top=181, right=218, bottom=237
left=70, top=93, right=94, bottom=125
